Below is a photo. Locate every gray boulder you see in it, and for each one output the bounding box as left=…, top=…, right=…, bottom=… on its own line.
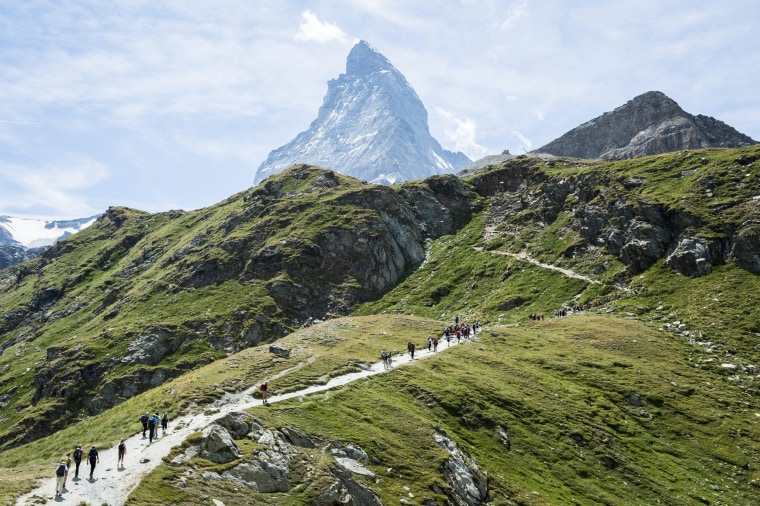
left=216, top=411, right=255, bottom=439
left=223, top=461, right=291, bottom=493
left=199, top=425, right=242, bottom=463
left=666, top=236, right=712, bottom=277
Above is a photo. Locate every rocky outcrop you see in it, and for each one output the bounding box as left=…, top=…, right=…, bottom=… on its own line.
left=471, top=157, right=760, bottom=278
left=199, top=425, right=242, bottom=463
left=534, top=91, right=757, bottom=160
left=433, top=430, right=489, bottom=506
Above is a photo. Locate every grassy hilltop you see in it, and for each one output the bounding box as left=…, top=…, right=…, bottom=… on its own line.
left=1, top=146, right=759, bottom=505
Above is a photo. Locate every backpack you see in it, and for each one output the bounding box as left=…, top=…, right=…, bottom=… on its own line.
left=118, top=442, right=126, bottom=452
left=73, top=448, right=82, bottom=460
left=162, top=413, right=168, bottom=422
left=56, top=463, right=66, bottom=477
left=88, top=448, right=97, bottom=460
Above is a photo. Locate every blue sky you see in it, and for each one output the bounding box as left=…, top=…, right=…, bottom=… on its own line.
left=1, top=0, right=758, bottom=219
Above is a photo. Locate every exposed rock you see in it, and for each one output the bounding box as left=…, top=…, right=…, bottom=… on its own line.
left=123, top=326, right=180, bottom=365
left=534, top=91, right=757, bottom=160
left=496, top=426, right=510, bottom=451
left=199, top=425, right=242, bottom=463
left=255, top=40, right=469, bottom=185
left=433, top=430, right=488, bottom=506
left=221, top=460, right=291, bottom=493
left=215, top=411, right=255, bottom=439
left=279, top=426, right=316, bottom=448
left=268, top=344, right=290, bottom=358
left=731, top=225, right=760, bottom=273
left=312, top=465, right=384, bottom=506
left=666, top=236, right=713, bottom=277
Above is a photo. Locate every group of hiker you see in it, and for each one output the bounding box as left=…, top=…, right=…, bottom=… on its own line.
left=140, top=411, right=170, bottom=443
left=52, top=410, right=169, bottom=498
left=385, top=317, right=478, bottom=363
left=53, top=445, right=100, bottom=497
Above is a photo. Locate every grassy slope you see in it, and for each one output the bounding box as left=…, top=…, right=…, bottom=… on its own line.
left=126, top=314, right=759, bottom=505
left=2, top=147, right=760, bottom=504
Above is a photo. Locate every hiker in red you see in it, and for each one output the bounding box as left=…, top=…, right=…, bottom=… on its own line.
left=260, top=382, right=269, bottom=404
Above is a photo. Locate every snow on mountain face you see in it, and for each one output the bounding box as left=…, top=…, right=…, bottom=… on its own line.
left=0, top=215, right=99, bottom=248
left=254, top=40, right=470, bottom=185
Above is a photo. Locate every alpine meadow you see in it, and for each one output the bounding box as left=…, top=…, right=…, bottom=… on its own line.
left=2, top=145, right=760, bottom=505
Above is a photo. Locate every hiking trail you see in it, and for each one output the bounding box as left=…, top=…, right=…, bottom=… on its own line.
left=16, top=333, right=476, bottom=506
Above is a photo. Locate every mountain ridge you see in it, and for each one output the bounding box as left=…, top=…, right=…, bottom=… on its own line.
left=533, top=90, right=757, bottom=159
left=2, top=146, right=760, bottom=504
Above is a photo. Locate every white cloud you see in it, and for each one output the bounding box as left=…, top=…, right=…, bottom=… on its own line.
left=0, top=158, right=107, bottom=217
left=295, top=10, right=351, bottom=44
left=436, top=107, right=490, bottom=160
left=497, top=0, right=528, bottom=31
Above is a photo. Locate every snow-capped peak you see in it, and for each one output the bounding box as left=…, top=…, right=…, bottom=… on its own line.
left=0, top=215, right=99, bottom=248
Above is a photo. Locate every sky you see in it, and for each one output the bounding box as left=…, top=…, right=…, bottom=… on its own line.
left=0, top=0, right=758, bottom=221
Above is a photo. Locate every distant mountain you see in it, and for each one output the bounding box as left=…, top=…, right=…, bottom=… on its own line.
left=0, top=214, right=99, bottom=270
left=254, top=40, right=470, bottom=185
left=533, top=91, right=758, bottom=159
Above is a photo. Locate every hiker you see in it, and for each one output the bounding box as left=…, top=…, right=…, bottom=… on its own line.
left=62, top=452, right=72, bottom=489
left=427, top=337, right=432, bottom=352
left=446, top=333, right=451, bottom=347
left=433, top=337, right=438, bottom=352
left=87, top=446, right=99, bottom=479
left=54, top=459, right=67, bottom=497
left=140, top=411, right=149, bottom=437
left=260, top=382, right=269, bottom=404
left=408, top=341, right=416, bottom=359
left=72, top=445, right=83, bottom=478
left=148, top=412, right=157, bottom=442
left=117, top=439, right=126, bottom=468
left=161, top=412, right=169, bottom=434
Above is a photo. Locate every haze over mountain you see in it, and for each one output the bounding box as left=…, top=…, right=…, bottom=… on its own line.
left=254, top=41, right=471, bottom=185
left=533, top=91, right=758, bottom=160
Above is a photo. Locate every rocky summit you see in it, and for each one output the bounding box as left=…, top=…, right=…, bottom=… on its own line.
left=254, top=40, right=470, bottom=185
left=533, top=90, right=757, bottom=159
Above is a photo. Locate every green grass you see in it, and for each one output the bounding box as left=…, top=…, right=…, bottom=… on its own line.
left=125, top=314, right=759, bottom=505
left=3, top=147, right=760, bottom=504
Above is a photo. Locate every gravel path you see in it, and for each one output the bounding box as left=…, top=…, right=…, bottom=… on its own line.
left=17, top=333, right=473, bottom=506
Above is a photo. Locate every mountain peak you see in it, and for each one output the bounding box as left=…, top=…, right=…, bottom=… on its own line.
left=254, top=42, right=470, bottom=185
left=346, top=40, right=393, bottom=76
left=534, top=91, right=757, bottom=159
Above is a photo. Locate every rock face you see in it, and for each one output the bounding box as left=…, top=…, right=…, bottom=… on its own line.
left=534, top=91, right=757, bottom=160
left=255, top=40, right=470, bottom=185
left=433, top=430, right=489, bottom=506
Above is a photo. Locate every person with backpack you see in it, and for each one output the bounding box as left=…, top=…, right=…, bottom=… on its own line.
left=87, top=446, right=99, bottom=479
left=54, top=459, right=67, bottom=497
left=139, top=411, right=149, bottom=437
left=117, top=439, right=126, bottom=468
left=161, top=412, right=169, bottom=434
left=72, top=445, right=83, bottom=478
left=62, top=452, right=72, bottom=489
left=260, top=382, right=269, bottom=404
left=148, top=413, right=157, bottom=443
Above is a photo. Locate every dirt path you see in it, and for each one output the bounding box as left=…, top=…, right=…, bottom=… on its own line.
left=475, top=247, right=601, bottom=285
left=17, top=334, right=474, bottom=506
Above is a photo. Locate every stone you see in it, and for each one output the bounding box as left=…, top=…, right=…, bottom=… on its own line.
left=199, top=425, right=242, bottom=463
left=268, top=344, right=291, bottom=358
left=216, top=411, right=254, bottom=439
